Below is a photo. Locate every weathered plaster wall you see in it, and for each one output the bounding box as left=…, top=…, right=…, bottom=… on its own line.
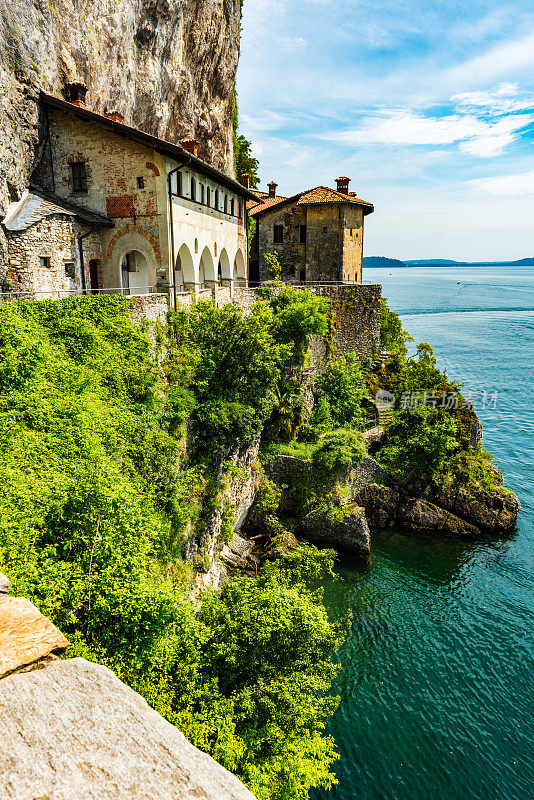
left=304, top=205, right=341, bottom=282
left=340, top=204, right=364, bottom=283
left=35, top=107, right=167, bottom=291
left=256, top=204, right=306, bottom=282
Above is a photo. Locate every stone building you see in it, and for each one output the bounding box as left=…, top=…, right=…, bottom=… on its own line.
left=1, top=84, right=258, bottom=300
left=247, top=177, right=374, bottom=285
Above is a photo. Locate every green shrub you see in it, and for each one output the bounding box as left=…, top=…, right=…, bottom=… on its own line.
left=315, top=352, right=365, bottom=428
left=312, top=428, right=367, bottom=481
left=0, top=295, right=344, bottom=800
left=378, top=405, right=457, bottom=479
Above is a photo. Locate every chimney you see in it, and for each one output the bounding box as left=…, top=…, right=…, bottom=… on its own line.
left=267, top=181, right=278, bottom=198
left=104, top=109, right=125, bottom=124
left=240, top=173, right=250, bottom=189
left=64, top=82, right=88, bottom=108
left=335, top=176, right=350, bottom=195
left=180, top=138, right=199, bottom=157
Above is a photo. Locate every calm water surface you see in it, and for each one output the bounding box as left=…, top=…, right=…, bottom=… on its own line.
left=311, top=266, right=534, bottom=800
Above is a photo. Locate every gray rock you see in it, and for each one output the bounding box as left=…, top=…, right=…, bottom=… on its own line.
left=0, top=573, right=8, bottom=593
left=349, top=457, right=390, bottom=495
left=300, top=505, right=371, bottom=558
left=0, top=657, right=256, bottom=800
left=428, top=481, right=520, bottom=533
left=398, top=497, right=480, bottom=537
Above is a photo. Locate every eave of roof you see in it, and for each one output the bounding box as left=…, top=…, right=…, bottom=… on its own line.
left=40, top=92, right=259, bottom=202
left=28, top=185, right=114, bottom=227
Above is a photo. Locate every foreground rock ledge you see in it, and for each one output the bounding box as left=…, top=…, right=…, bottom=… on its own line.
left=0, top=656, right=256, bottom=800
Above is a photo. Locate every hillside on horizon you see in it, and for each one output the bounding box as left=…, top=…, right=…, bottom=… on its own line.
left=364, top=257, right=534, bottom=268
left=363, top=256, right=408, bottom=268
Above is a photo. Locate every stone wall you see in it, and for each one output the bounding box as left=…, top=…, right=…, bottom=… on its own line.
left=314, top=284, right=381, bottom=361
left=231, top=284, right=381, bottom=363
left=4, top=214, right=101, bottom=297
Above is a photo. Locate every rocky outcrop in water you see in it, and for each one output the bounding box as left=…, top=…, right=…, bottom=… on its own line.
left=0, top=0, right=242, bottom=272
left=300, top=504, right=371, bottom=558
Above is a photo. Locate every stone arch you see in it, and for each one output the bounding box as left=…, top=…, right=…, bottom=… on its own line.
left=175, top=242, right=195, bottom=290
left=218, top=247, right=231, bottom=281
left=233, top=248, right=246, bottom=281
left=109, top=230, right=157, bottom=293
left=199, top=246, right=216, bottom=286
left=106, top=224, right=161, bottom=262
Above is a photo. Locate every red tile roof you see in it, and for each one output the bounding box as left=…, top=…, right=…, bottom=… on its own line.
left=248, top=185, right=373, bottom=217
left=297, top=186, right=373, bottom=207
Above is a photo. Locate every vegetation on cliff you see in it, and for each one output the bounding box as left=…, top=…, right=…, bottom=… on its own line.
left=0, top=292, right=344, bottom=799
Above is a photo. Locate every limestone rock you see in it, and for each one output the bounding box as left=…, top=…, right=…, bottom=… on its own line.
left=0, top=572, right=9, bottom=593
left=0, top=595, right=69, bottom=679
left=300, top=505, right=371, bottom=558
left=263, top=530, right=299, bottom=561
left=355, top=483, right=402, bottom=529
left=0, top=657, right=256, bottom=800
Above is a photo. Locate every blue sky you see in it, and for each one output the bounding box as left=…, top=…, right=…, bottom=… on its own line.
left=237, top=0, right=534, bottom=260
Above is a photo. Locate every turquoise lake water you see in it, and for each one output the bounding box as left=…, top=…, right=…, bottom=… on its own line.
left=311, top=265, right=534, bottom=800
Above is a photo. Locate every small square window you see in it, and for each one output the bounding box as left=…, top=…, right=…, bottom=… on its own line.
left=64, top=261, right=76, bottom=279
left=70, top=162, right=87, bottom=193
left=39, top=256, right=51, bottom=268
left=299, top=225, right=307, bottom=244
left=322, top=226, right=328, bottom=234
left=273, top=224, right=284, bottom=243
left=136, top=176, right=145, bottom=189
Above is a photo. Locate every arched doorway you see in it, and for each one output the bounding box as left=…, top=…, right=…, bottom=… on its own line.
left=175, top=243, right=195, bottom=291
left=121, top=250, right=149, bottom=296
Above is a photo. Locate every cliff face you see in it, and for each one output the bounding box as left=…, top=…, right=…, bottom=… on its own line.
left=0, top=0, right=241, bottom=270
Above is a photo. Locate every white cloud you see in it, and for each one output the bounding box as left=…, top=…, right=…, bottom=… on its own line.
left=319, top=110, right=533, bottom=157
left=445, top=29, right=534, bottom=85
left=452, top=83, right=534, bottom=114
left=469, top=170, right=534, bottom=196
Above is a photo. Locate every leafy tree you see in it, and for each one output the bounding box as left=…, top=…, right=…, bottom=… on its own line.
left=379, top=297, right=412, bottom=355
left=232, top=87, right=260, bottom=188
left=264, top=250, right=295, bottom=280
left=378, top=405, right=457, bottom=479
left=235, top=134, right=260, bottom=188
